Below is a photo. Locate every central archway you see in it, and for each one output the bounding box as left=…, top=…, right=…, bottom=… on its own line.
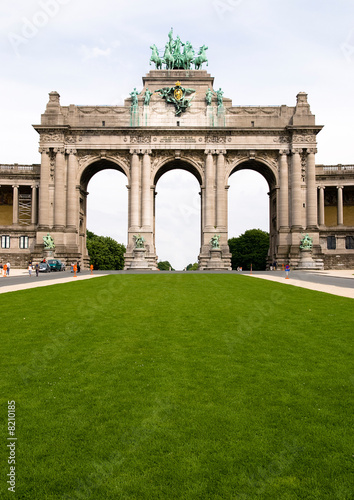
left=79, top=158, right=128, bottom=264
left=154, top=159, right=202, bottom=270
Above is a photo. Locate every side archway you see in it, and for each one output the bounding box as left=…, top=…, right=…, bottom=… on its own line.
left=228, top=159, right=278, bottom=267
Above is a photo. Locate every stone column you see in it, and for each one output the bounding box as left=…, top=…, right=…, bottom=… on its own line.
left=337, top=185, right=344, bottom=226
left=318, top=186, right=325, bottom=226
left=66, top=149, right=78, bottom=229
left=291, top=148, right=302, bottom=229
left=31, top=185, right=37, bottom=224
left=278, top=150, right=289, bottom=229
left=38, top=148, right=51, bottom=228
left=54, top=148, right=66, bottom=229
left=141, top=150, right=152, bottom=229
left=216, top=150, right=226, bottom=230
left=129, top=150, right=141, bottom=230
left=204, top=150, right=215, bottom=230
left=12, top=185, right=19, bottom=225
left=306, top=148, right=317, bottom=229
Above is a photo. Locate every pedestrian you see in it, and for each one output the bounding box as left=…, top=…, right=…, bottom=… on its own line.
left=77, top=261, right=80, bottom=273
left=35, top=263, right=39, bottom=277
left=6, top=261, right=10, bottom=276
left=28, top=264, right=33, bottom=277
left=3, top=263, right=7, bottom=277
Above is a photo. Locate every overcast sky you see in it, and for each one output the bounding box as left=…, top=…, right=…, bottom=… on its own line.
left=1, top=0, right=354, bottom=268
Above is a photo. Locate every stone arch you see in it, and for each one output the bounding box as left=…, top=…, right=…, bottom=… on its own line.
left=227, top=157, right=278, bottom=188
left=79, top=156, right=129, bottom=190
left=153, top=156, right=204, bottom=186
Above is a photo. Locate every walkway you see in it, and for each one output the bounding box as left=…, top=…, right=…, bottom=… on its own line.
left=0, top=269, right=353, bottom=299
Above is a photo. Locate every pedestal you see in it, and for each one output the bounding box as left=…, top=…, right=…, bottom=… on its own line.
left=43, top=249, right=54, bottom=260
left=128, top=248, right=149, bottom=269
left=296, top=248, right=323, bottom=270
left=205, top=248, right=225, bottom=270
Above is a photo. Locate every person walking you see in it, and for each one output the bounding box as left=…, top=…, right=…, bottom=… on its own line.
left=35, top=263, right=39, bottom=277
left=28, top=264, right=33, bottom=277
left=6, top=261, right=10, bottom=276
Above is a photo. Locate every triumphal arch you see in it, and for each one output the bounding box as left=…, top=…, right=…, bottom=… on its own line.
left=29, top=32, right=329, bottom=269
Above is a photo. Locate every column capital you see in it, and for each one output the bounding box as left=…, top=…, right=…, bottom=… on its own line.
left=129, top=149, right=140, bottom=155
left=336, top=185, right=344, bottom=190
left=291, top=148, right=302, bottom=155
left=306, top=148, right=317, bottom=154
left=204, top=149, right=216, bottom=155
left=31, top=184, right=39, bottom=189
left=317, top=185, right=325, bottom=190
left=215, top=149, right=226, bottom=155
left=141, top=149, right=152, bottom=155
left=12, top=184, right=19, bottom=189
left=53, top=147, right=65, bottom=154
left=39, top=147, right=50, bottom=154
left=279, top=149, right=290, bottom=156
left=66, top=148, right=77, bottom=155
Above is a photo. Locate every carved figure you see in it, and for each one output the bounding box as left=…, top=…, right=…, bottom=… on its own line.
left=144, top=88, right=153, bottom=106
left=43, top=233, right=55, bottom=249
left=210, top=234, right=220, bottom=249
left=130, top=88, right=140, bottom=106
left=300, top=233, right=313, bottom=250
left=133, top=234, right=145, bottom=249
left=193, top=45, right=208, bottom=69
left=206, top=88, right=214, bottom=106
left=150, top=44, right=163, bottom=69
left=216, top=88, right=224, bottom=107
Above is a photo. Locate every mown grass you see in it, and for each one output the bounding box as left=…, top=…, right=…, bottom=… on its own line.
left=0, top=274, right=353, bottom=499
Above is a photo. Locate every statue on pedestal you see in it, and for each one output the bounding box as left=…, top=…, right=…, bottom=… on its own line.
left=210, top=234, right=220, bottom=249
left=133, top=234, right=145, bottom=249
left=43, top=233, right=55, bottom=249
left=300, top=233, right=313, bottom=250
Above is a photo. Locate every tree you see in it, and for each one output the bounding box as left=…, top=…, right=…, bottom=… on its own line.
left=186, top=262, right=199, bottom=270
left=86, top=230, right=126, bottom=270
left=228, top=229, right=269, bottom=271
left=157, top=260, right=174, bottom=271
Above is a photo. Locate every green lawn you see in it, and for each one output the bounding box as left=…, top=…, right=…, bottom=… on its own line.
left=1, top=274, right=353, bottom=499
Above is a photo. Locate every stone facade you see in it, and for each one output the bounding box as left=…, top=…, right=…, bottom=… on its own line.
left=0, top=69, right=354, bottom=269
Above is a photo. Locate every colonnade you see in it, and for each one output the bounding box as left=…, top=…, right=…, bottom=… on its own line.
left=35, top=145, right=325, bottom=268
left=318, top=185, right=346, bottom=226
left=5, top=184, right=38, bottom=225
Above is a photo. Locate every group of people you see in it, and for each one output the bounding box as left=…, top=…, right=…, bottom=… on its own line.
left=27, top=261, right=40, bottom=277
left=0, top=262, right=10, bottom=277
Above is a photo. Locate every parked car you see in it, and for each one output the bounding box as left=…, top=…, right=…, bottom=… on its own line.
left=48, top=259, right=65, bottom=271
left=39, top=262, right=51, bottom=273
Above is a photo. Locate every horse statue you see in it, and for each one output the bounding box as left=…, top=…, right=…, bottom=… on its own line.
left=183, top=41, right=195, bottom=69
left=193, top=45, right=208, bottom=70
left=150, top=44, right=162, bottom=70
left=163, top=43, right=174, bottom=70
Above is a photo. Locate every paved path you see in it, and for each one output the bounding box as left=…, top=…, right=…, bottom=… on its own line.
left=0, top=269, right=353, bottom=299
